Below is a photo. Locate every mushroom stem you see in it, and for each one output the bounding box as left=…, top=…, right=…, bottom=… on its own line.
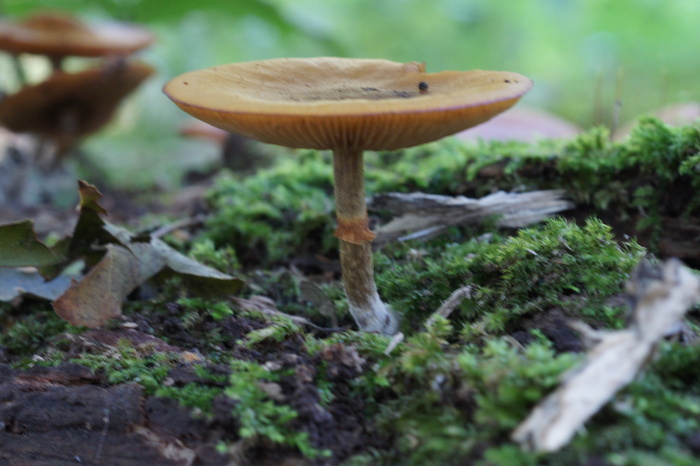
left=333, top=149, right=399, bottom=335
left=49, top=55, right=64, bottom=72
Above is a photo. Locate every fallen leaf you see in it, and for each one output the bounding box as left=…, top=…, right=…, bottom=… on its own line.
left=1, top=180, right=244, bottom=326
left=35, top=181, right=119, bottom=279
left=111, top=224, right=243, bottom=296
left=59, top=181, right=120, bottom=266
left=0, top=267, right=73, bottom=301
left=52, top=225, right=243, bottom=328
left=54, top=244, right=140, bottom=328
left=0, top=220, right=66, bottom=267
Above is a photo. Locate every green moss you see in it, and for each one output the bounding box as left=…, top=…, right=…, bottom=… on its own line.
left=346, top=317, right=576, bottom=464
left=205, top=151, right=337, bottom=265
left=156, top=382, right=223, bottom=412
left=243, top=314, right=300, bottom=347
left=225, top=358, right=331, bottom=459
left=71, top=340, right=227, bottom=415
left=205, top=119, right=698, bottom=272
left=159, top=364, right=229, bottom=413
left=332, top=317, right=700, bottom=465
left=177, top=296, right=234, bottom=322
left=376, top=217, right=645, bottom=333
left=0, top=300, right=75, bottom=359
left=74, top=340, right=179, bottom=392
left=492, top=121, right=699, bottom=249
left=69, top=338, right=330, bottom=458
left=188, top=238, right=241, bottom=275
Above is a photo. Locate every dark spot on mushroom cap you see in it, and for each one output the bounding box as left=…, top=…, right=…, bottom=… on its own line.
left=418, top=81, right=429, bottom=92
left=183, top=81, right=189, bottom=85
left=504, top=79, right=511, bottom=83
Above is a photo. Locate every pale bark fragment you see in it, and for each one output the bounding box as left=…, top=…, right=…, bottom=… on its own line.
left=370, top=190, right=573, bottom=245
left=512, top=258, right=700, bottom=452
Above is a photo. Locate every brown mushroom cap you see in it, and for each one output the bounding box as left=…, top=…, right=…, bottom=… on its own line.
left=164, top=57, right=533, bottom=151
left=0, top=60, right=154, bottom=151
left=0, top=11, right=154, bottom=58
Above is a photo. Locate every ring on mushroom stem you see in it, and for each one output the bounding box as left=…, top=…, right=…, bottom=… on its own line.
left=163, top=57, right=532, bottom=335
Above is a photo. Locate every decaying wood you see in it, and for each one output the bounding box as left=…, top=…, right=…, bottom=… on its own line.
left=0, top=364, right=198, bottom=465
left=512, top=258, right=700, bottom=452
left=369, top=190, right=573, bottom=245
left=0, top=329, right=241, bottom=465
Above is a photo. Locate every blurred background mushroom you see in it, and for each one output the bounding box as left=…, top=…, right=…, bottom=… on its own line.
left=0, top=11, right=155, bottom=160
left=178, top=120, right=270, bottom=173
left=0, top=11, right=154, bottom=76
left=0, top=10, right=155, bottom=208
left=0, top=59, right=154, bottom=162
left=0, top=58, right=153, bottom=207
left=457, top=107, right=582, bottom=143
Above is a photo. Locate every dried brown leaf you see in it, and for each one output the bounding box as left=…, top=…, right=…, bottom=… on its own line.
left=53, top=244, right=140, bottom=328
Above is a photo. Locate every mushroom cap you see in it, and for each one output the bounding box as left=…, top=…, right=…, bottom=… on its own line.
left=0, top=11, right=154, bottom=58
left=0, top=60, right=154, bottom=151
left=163, top=57, right=533, bottom=151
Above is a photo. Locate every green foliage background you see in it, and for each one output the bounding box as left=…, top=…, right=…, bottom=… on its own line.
left=1, top=0, right=699, bottom=186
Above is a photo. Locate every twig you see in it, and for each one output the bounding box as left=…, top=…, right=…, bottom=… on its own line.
left=150, top=214, right=207, bottom=239
left=424, top=285, right=473, bottom=328
left=512, top=258, right=700, bottom=452
left=233, top=296, right=348, bottom=333
left=384, top=331, right=405, bottom=355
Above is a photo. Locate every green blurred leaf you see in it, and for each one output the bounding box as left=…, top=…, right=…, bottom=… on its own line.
left=0, top=220, right=67, bottom=268
left=2, top=0, right=295, bottom=31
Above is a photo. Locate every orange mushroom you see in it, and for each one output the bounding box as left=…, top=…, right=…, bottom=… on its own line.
left=0, top=59, right=154, bottom=157
left=0, top=11, right=154, bottom=71
left=164, top=57, right=532, bottom=334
